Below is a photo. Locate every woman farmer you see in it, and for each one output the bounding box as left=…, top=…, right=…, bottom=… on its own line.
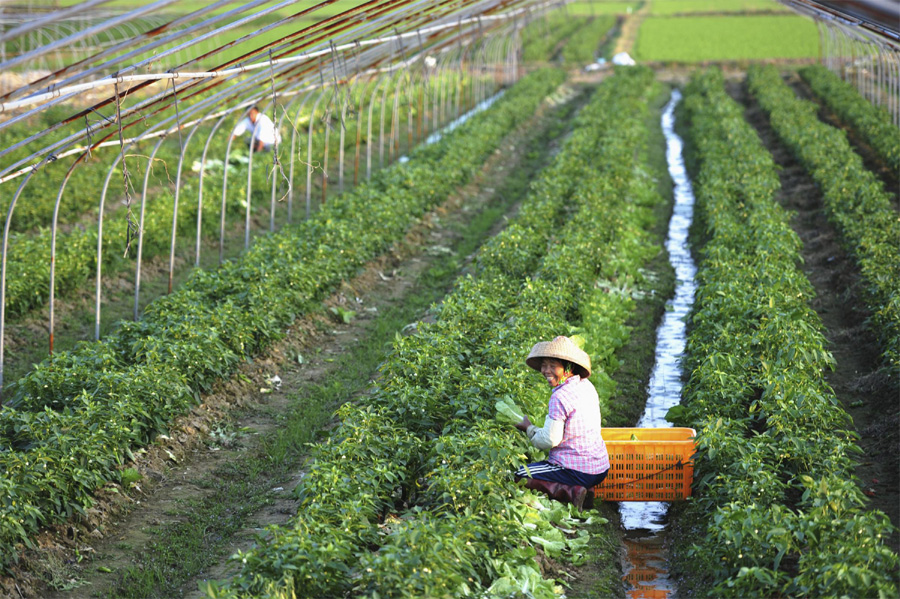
left=514, top=336, right=609, bottom=511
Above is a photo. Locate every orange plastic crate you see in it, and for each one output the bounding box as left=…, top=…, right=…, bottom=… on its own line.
left=594, top=427, right=696, bottom=502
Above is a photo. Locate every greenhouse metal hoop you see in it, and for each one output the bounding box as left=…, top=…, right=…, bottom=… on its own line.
left=0, top=0, right=560, bottom=397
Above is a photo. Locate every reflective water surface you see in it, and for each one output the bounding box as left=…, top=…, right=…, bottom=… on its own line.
left=425, top=90, right=505, bottom=145
left=619, top=88, right=696, bottom=599
left=398, top=91, right=505, bottom=164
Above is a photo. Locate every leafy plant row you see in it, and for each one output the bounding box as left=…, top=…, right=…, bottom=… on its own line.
left=2, top=68, right=469, bottom=233
left=561, top=15, right=616, bottom=65
left=675, top=68, right=898, bottom=598
left=746, top=64, right=900, bottom=375
left=5, top=178, right=217, bottom=319
left=211, top=66, right=664, bottom=599
left=0, top=68, right=566, bottom=572
left=748, top=66, right=900, bottom=376
left=521, top=11, right=590, bottom=62
left=3, top=73, right=466, bottom=321
left=799, top=64, right=900, bottom=174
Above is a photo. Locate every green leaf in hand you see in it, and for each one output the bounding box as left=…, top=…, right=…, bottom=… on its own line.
left=495, top=398, right=525, bottom=423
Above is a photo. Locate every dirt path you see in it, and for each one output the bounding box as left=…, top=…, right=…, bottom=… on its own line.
left=612, top=2, right=649, bottom=56
left=730, top=76, right=900, bottom=553
left=14, top=85, right=585, bottom=599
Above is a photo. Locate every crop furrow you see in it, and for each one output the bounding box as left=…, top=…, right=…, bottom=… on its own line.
left=219, top=67, right=664, bottom=599
left=672, top=68, right=897, bottom=598
left=561, top=15, right=617, bottom=65
left=0, top=69, right=565, bottom=572
left=747, top=64, right=900, bottom=376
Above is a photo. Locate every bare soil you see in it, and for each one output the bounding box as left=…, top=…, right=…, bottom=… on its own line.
left=731, top=75, right=900, bottom=553
left=2, top=89, right=576, bottom=599
left=612, top=1, right=650, bottom=56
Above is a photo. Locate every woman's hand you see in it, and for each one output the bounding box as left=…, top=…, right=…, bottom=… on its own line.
left=514, top=415, right=532, bottom=432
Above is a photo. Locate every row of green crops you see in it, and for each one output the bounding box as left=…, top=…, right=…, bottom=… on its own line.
left=523, top=11, right=619, bottom=65
left=5, top=172, right=225, bottom=319
left=212, top=66, right=664, bottom=599
left=747, top=64, right=900, bottom=375
left=3, top=67, right=474, bottom=233
left=0, top=68, right=566, bottom=572
left=2, top=99, right=235, bottom=234
left=2, top=71, right=477, bottom=321
left=646, top=0, right=791, bottom=16
left=633, top=15, right=818, bottom=62
left=521, top=11, right=589, bottom=62
left=561, top=15, right=617, bottom=64
left=674, top=68, right=898, bottom=597
left=799, top=64, right=900, bottom=174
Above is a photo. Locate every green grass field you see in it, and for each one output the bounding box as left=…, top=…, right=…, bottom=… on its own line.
left=634, top=15, right=819, bottom=61
left=646, top=0, right=791, bottom=15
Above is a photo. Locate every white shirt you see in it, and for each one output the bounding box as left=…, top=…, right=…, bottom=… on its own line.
left=527, top=419, right=564, bottom=450
left=233, top=112, right=281, bottom=146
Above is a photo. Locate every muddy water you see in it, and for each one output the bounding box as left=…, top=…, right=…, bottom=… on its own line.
left=619, top=88, right=696, bottom=599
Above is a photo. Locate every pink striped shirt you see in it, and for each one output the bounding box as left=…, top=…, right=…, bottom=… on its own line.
left=547, top=375, right=610, bottom=474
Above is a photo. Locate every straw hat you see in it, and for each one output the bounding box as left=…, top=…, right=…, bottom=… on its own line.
left=526, top=336, right=591, bottom=379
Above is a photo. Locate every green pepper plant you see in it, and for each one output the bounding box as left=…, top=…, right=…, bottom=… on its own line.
left=217, top=67, right=665, bottom=599
left=748, top=64, right=900, bottom=376
left=0, top=69, right=565, bottom=572
left=675, top=69, right=898, bottom=598
left=799, top=64, right=900, bottom=174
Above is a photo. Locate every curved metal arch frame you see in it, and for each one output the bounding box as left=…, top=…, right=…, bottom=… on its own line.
left=4, top=0, right=564, bottom=180
left=0, top=170, right=39, bottom=390
left=305, top=87, right=331, bottom=219
left=353, top=72, right=380, bottom=187
left=366, top=74, right=390, bottom=180
left=287, top=87, right=320, bottom=223
left=95, top=146, right=132, bottom=340
left=0, top=0, right=553, bottom=399
left=816, top=17, right=900, bottom=127
left=168, top=121, right=203, bottom=291
left=196, top=113, right=230, bottom=267
left=134, top=134, right=171, bottom=320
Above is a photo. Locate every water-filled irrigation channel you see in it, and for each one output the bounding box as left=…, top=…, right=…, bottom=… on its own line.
left=618, top=88, right=696, bottom=599
left=398, top=90, right=505, bottom=163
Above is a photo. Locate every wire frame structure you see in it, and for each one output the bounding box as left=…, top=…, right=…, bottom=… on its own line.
left=779, top=0, right=900, bottom=126
left=0, top=0, right=572, bottom=397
